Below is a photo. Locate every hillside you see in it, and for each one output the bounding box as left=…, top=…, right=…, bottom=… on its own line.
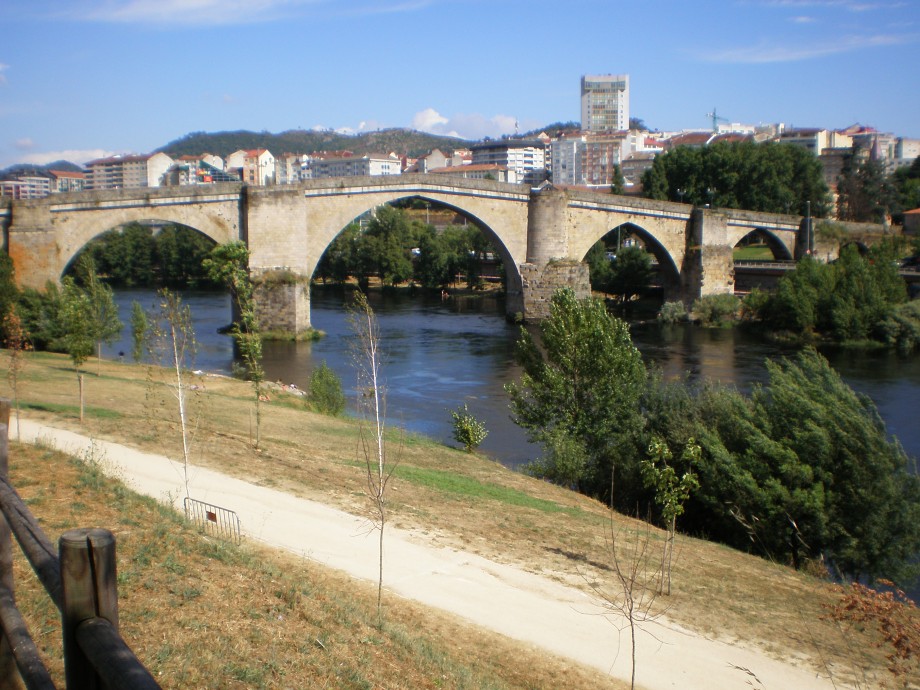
left=3, top=350, right=908, bottom=688
left=156, top=127, right=473, bottom=158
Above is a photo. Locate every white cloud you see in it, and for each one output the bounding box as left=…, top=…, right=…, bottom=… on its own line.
left=54, top=0, right=440, bottom=26
left=411, top=108, right=520, bottom=140
left=0, top=63, right=9, bottom=85
left=14, top=139, right=34, bottom=151
left=700, top=32, right=916, bottom=63
left=16, top=148, right=114, bottom=166
left=791, top=15, right=816, bottom=22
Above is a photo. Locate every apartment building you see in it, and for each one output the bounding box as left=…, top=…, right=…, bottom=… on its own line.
left=470, top=139, right=547, bottom=187
left=0, top=173, right=50, bottom=199
left=161, top=157, right=240, bottom=186
left=276, top=153, right=309, bottom=184
left=430, top=163, right=513, bottom=183
left=581, top=74, right=630, bottom=133
left=305, top=151, right=402, bottom=179
left=84, top=152, right=174, bottom=190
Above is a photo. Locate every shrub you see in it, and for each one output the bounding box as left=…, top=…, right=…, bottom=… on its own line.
left=450, top=403, right=488, bottom=453
left=691, top=294, right=740, bottom=326
left=657, top=301, right=687, bottom=325
left=309, top=361, right=346, bottom=416
left=877, top=300, right=920, bottom=351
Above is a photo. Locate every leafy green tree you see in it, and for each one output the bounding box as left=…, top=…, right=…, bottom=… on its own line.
left=155, top=224, right=218, bottom=288
left=641, top=141, right=830, bottom=216
left=204, top=242, right=265, bottom=447
left=450, top=403, right=488, bottom=452
left=585, top=240, right=614, bottom=294
left=836, top=148, right=897, bottom=223
left=505, top=288, right=646, bottom=499
left=0, top=253, right=19, bottom=341
left=610, top=163, right=625, bottom=195
left=130, top=300, right=148, bottom=362
left=361, top=205, right=414, bottom=287
left=309, top=361, right=346, bottom=416
left=73, top=255, right=123, bottom=360
left=607, top=246, right=653, bottom=304
left=315, top=224, right=359, bottom=284
left=641, top=437, right=700, bottom=594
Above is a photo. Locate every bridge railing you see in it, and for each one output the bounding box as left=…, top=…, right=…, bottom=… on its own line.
left=0, top=401, right=161, bottom=689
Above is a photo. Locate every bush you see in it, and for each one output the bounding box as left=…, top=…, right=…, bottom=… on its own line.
left=309, top=362, right=346, bottom=416
left=691, top=294, right=740, bottom=326
left=450, top=403, right=488, bottom=453
left=657, top=301, right=687, bottom=325
left=877, top=300, right=920, bottom=351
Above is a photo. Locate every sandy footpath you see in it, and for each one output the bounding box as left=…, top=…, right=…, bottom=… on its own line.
left=18, top=418, right=837, bottom=690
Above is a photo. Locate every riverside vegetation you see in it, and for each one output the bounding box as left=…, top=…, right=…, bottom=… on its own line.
left=3, top=347, right=918, bottom=687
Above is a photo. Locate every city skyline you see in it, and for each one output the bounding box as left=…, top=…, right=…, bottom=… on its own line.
left=1, top=0, right=918, bottom=169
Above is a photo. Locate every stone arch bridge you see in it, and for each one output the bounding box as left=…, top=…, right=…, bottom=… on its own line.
left=0, top=175, right=882, bottom=332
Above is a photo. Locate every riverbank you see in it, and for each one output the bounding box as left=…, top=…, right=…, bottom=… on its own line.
left=2, top=350, right=903, bottom=687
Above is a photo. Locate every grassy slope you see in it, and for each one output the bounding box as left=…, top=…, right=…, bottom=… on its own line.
left=3, top=350, right=903, bottom=687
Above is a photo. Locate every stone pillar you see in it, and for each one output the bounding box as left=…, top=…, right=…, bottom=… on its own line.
left=252, top=270, right=311, bottom=336
left=514, top=186, right=591, bottom=321
left=245, top=186, right=313, bottom=335
left=7, top=201, right=61, bottom=289
left=682, top=209, right=734, bottom=305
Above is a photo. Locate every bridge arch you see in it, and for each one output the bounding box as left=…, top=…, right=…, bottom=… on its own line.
left=579, top=221, right=683, bottom=299
left=730, top=228, right=795, bottom=261
left=305, top=192, right=524, bottom=293
left=59, top=216, right=227, bottom=280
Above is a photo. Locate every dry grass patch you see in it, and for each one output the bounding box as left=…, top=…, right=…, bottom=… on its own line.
left=10, top=441, right=622, bottom=689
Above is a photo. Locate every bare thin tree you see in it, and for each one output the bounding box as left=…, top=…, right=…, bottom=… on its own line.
left=348, top=292, right=400, bottom=623
left=589, top=514, right=665, bottom=690
left=146, top=289, right=201, bottom=499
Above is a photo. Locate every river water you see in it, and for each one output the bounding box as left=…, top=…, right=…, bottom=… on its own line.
left=103, top=287, right=920, bottom=471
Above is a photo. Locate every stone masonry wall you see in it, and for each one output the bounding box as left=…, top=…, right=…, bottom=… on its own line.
left=519, top=260, right=591, bottom=321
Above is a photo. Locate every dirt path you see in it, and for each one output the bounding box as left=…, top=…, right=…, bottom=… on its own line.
left=19, top=418, right=837, bottom=690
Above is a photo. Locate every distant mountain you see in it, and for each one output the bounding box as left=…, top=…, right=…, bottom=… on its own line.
left=1, top=160, right=85, bottom=178
left=156, top=128, right=473, bottom=159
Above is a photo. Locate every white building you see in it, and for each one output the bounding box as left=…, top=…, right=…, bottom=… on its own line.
left=276, top=153, right=309, bottom=184
left=305, top=152, right=402, bottom=178
left=581, top=74, right=630, bottom=133
left=470, top=139, right=546, bottom=186
left=84, top=152, right=174, bottom=190
left=549, top=131, right=629, bottom=189
left=430, top=163, right=514, bottom=183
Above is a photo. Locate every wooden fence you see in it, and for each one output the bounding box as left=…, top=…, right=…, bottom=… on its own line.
left=0, top=401, right=161, bottom=689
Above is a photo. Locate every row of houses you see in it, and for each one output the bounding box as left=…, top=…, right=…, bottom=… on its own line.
left=3, top=124, right=918, bottom=200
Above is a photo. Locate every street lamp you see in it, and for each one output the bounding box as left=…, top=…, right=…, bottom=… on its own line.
left=676, top=188, right=685, bottom=204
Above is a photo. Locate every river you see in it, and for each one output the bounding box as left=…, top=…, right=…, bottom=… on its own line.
left=102, top=287, right=920, bottom=471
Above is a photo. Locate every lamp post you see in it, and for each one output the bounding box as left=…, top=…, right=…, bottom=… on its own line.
left=806, top=200, right=812, bottom=255
left=677, top=188, right=685, bottom=204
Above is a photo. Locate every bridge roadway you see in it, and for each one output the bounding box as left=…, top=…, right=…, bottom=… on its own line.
left=0, top=175, right=885, bottom=332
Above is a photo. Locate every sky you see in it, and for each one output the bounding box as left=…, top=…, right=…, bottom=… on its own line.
left=0, top=0, right=918, bottom=169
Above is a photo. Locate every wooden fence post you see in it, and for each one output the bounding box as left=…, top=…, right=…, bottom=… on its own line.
left=60, top=528, right=118, bottom=690
left=0, top=398, right=19, bottom=690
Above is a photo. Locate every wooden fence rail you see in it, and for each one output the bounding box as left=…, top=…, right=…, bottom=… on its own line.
left=0, top=401, right=161, bottom=690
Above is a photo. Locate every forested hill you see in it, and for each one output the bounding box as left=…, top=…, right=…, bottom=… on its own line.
left=156, top=128, right=472, bottom=158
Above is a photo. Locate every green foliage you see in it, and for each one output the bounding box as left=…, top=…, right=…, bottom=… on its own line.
left=0, top=253, right=19, bottom=341
left=641, top=438, right=700, bottom=528
left=745, top=246, right=907, bottom=343
left=309, top=361, right=346, bottom=416
left=73, top=222, right=218, bottom=289
left=877, top=300, right=920, bottom=351
left=130, top=301, right=148, bottom=362
left=607, top=246, right=653, bottom=303
left=643, top=350, right=920, bottom=583
left=505, top=288, right=646, bottom=499
left=657, top=301, right=687, bottom=324
left=691, top=294, right=740, bottom=326
left=449, top=403, right=488, bottom=453
left=641, top=140, right=831, bottom=216
left=836, top=148, right=897, bottom=223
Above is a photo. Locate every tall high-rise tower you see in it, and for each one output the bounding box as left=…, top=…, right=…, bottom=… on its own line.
left=581, top=74, right=630, bottom=132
